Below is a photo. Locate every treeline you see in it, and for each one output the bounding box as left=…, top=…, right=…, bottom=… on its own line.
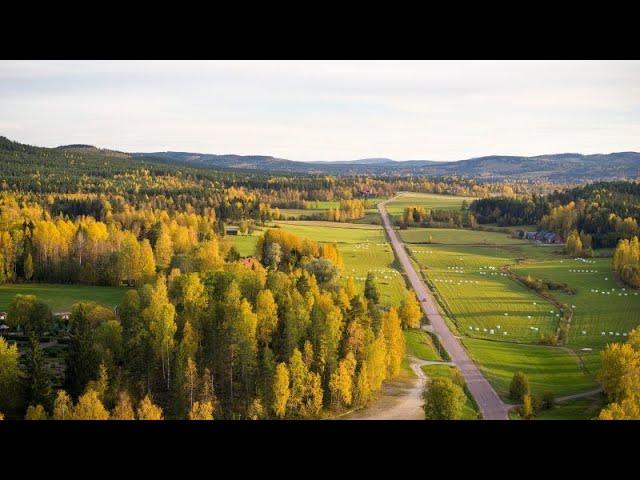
left=469, top=181, right=640, bottom=248
left=399, top=205, right=477, bottom=229
left=0, top=195, right=225, bottom=286
left=613, top=236, right=640, bottom=288
left=326, top=200, right=366, bottom=222
left=0, top=227, right=413, bottom=420
left=469, top=197, right=548, bottom=226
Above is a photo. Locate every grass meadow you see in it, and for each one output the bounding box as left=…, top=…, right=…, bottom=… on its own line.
left=0, top=283, right=127, bottom=313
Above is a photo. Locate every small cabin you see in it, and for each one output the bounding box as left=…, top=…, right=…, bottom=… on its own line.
left=225, top=225, right=240, bottom=236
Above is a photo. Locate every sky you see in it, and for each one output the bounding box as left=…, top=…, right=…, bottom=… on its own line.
left=0, top=60, right=639, bottom=162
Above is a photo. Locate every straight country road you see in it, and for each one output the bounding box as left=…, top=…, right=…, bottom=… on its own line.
left=379, top=198, right=509, bottom=420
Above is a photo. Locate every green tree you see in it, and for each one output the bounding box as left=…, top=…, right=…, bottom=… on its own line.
left=423, top=377, right=465, bottom=420
left=23, top=335, right=52, bottom=410
left=0, top=337, right=22, bottom=415
left=143, top=275, right=177, bottom=390
left=364, top=272, right=380, bottom=304
left=7, top=294, right=53, bottom=336
left=65, top=302, right=100, bottom=397
left=509, top=371, right=530, bottom=402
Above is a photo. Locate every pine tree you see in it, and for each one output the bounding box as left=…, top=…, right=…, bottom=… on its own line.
left=23, top=335, right=52, bottom=410
left=364, top=272, right=380, bottom=304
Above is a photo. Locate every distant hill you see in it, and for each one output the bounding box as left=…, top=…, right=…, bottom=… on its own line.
left=56, top=144, right=131, bottom=158
left=134, top=149, right=640, bottom=181
left=1, top=136, right=638, bottom=182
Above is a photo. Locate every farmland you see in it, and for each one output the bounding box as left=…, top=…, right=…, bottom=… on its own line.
left=512, top=257, right=640, bottom=349
left=462, top=338, right=597, bottom=398
left=278, top=198, right=384, bottom=224
left=385, top=192, right=476, bottom=221
left=400, top=227, right=525, bottom=245
left=274, top=221, right=407, bottom=305
left=0, top=283, right=127, bottom=313
left=409, top=243, right=563, bottom=343
left=230, top=221, right=408, bottom=306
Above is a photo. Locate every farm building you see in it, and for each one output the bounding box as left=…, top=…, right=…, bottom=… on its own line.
left=225, top=225, right=240, bottom=235
left=522, top=230, right=564, bottom=244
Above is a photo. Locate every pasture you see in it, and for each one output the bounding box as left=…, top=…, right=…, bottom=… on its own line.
left=410, top=243, right=562, bottom=343
left=385, top=192, right=476, bottom=221
left=400, top=227, right=524, bottom=245
left=273, top=221, right=407, bottom=306
left=225, top=230, right=261, bottom=257
left=512, top=257, right=640, bottom=349
left=0, top=283, right=127, bottom=313
left=462, top=338, right=597, bottom=399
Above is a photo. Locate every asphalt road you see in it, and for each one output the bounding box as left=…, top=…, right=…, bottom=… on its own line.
left=379, top=199, right=509, bottom=420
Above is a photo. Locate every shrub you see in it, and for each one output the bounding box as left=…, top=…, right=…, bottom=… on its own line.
left=509, top=371, right=530, bottom=402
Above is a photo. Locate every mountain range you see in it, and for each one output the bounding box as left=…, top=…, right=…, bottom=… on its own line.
left=134, top=150, right=640, bottom=182
left=1, top=136, right=639, bottom=182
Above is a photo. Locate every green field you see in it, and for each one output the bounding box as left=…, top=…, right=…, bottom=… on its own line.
left=510, top=395, right=605, bottom=420
left=512, top=257, right=640, bottom=348
left=272, top=221, right=407, bottom=306
left=421, top=364, right=479, bottom=419
left=400, top=227, right=525, bottom=245
left=404, top=329, right=442, bottom=362
left=463, top=338, right=597, bottom=399
left=0, top=283, right=127, bottom=313
left=278, top=198, right=384, bottom=223
left=225, top=230, right=262, bottom=256
left=410, top=243, right=563, bottom=342
left=385, top=192, right=476, bottom=221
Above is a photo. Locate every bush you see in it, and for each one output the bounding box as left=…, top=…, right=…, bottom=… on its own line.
left=509, top=371, right=530, bottom=402
left=423, top=377, right=466, bottom=420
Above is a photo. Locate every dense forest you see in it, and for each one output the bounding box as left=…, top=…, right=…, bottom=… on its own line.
left=469, top=182, right=640, bottom=248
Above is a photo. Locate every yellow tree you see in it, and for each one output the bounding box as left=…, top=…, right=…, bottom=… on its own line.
left=72, top=389, right=110, bottom=420
left=399, top=290, right=422, bottom=329
left=256, top=289, right=278, bottom=346
left=144, top=275, right=177, bottom=389
left=53, top=390, right=73, bottom=420
left=112, top=391, right=136, bottom=420
left=189, top=400, right=214, bottom=420
left=272, top=362, right=290, bottom=418
left=329, top=352, right=356, bottom=408
left=154, top=226, right=174, bottom=270
left=140, top=239, right=156, bottom=282
left=598, top=342, right=640, bottom=403
left=25, top=404, right=48, bottom=420
left=137, top=395, right=164, bottom=420
left=382, top=308, right=405, bottom=378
